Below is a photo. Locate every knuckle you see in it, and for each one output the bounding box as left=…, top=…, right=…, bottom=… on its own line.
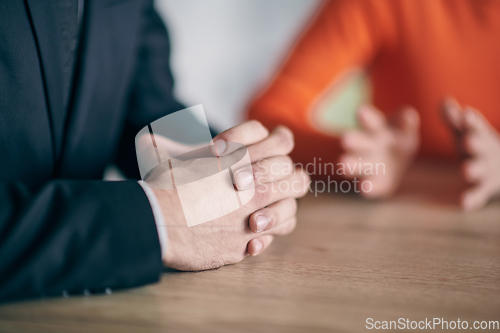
left=275, top=126, right=295, bottom=153
left=137, top=134, right=150, bottom=146
left=252, top=186, right=272, bottom=208
left=282, top=155, right=294, bottom=174
left=261, top=156, right=294, bottom=181
left=249, top=119, right=261, bottom=127
left=299, top=168, right=311, bottom=180
left=272, top=199, right=297, bottom=224
left=297, top=168, right=311, bottom=185
left=252, top=160, right=268, bottom=178
left=283, top=218, right=297, bottom=234
left=298, top=187, right=308, bottom=198
left=300, top=177, right=311, bottom=197
left=249, top=120, right=268, bottom=135
left=287, top=176, right=308, bottom=198
left=221, top=130, right=236, bottom=143
left=248, top=119, right=262, bottom=128
left=288, top=198, right=298, bottom=214
left=265, top=208, right=279, bottom=228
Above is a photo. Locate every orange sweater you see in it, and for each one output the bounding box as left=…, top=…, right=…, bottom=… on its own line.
left=247, top=0, right=500, bottom=167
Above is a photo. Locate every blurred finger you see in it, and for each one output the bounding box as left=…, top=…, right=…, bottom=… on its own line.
left=462, top=159, right=484, bottom=183
left=254, top=168, right=310, bottom=207
left=463, top=133, right=483, bottom=155
left=249, top=198, right=297, bottom=233
left=464, top=108, right=493, bottom=137
left=211, top=120, right=269, bottom=156
left=263, top=217, right=298, bottom=237
left=250, top=155, right=294, bottom=187
left=358, top=105, right=387, bottom=133
left=360, top=176, right=396, bottom=199
left=232, top=155, right=294, bottom=191
left=246, top=126, right=295, bottom=163
left=247, top=235, right=274, bottom=256
left=339, top=154, right=372, bottom=178
left=462, top=184, right=493, bottom=212
left=397, top=106, right=420, bottom=134
left=341, top=131, right=373, bottom=152
left=441, top=97, right=464, bottom=133
left=339, top=154, right=361, bottom=178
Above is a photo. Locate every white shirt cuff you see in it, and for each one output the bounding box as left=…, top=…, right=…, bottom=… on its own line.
left=138, top=181, right=168, bottom=260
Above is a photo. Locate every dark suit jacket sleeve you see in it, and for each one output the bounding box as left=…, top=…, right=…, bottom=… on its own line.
left=115, top=1, right=185, bottom=179
left=0, top=1, right=176, bottom=303
left=0, top=180, right=163, bottom=302
left=114, top=1, right=220, bottom=179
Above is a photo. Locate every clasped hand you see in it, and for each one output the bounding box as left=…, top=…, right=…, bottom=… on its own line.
left=151, top=121, right=310, bottom=271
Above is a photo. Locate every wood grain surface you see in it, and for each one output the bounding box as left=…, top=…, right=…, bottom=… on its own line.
left=1, top=161, right=499, bottom=332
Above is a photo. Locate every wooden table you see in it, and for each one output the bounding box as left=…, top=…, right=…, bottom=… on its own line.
left=1, top=162, right=499, bottom=332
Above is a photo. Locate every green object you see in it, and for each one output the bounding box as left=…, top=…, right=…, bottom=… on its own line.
left=315, top=71, right=371, bottom=134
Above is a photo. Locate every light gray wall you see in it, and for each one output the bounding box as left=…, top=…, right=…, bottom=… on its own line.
left=155, top=0, right=321, bottom=131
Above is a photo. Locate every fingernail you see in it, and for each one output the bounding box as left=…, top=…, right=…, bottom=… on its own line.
left=251, top=240, right=263, bottom=256
left=255, top=215, right=269, bottom=232
left=211, top=139, right=227, bottom=156
left=234, top=170, right=254, bottom=190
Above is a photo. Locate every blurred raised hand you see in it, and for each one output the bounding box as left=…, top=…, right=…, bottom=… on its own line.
left=442, top=98, right=500, bottom=211
left=340, top=105, right=420, bottom=198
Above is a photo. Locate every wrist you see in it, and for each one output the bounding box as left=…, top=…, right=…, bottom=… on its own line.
left=151, top=188, right=183, bottom=266
left=138, top=182, right=172, bottom=262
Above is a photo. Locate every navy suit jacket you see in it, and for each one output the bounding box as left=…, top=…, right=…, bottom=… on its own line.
left=0, top=0, right=184, bottom=301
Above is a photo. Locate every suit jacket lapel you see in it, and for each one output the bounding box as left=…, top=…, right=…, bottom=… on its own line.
left=25, top=0, right=65, bottom=158
left=60, top=0, right=143, bottom=178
